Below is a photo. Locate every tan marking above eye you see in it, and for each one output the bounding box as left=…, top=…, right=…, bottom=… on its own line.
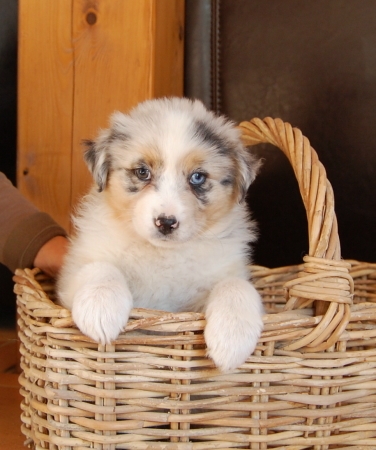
left=178, top=147, right=237, bottom=181
left=137, top=147, right=163, bottom=171
left=179, top=149, right=206, bottom=174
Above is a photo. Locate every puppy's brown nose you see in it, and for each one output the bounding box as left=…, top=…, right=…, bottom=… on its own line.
left=155, top=214, right=179, bottom=235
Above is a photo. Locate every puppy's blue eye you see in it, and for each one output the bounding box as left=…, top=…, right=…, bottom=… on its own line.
left=190, top=172, right=206, bottom=186
left=134, top=167, right=151, bottom=181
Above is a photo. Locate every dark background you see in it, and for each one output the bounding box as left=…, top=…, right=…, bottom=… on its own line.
left=0, top=0, right=17, bottom=327
left=185, top=0, right=376, bottom=268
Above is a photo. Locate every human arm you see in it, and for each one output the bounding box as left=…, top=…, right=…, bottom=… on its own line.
left=0, top=172, right=68, bottom=276
left=33, top=235, right=69, bottom=278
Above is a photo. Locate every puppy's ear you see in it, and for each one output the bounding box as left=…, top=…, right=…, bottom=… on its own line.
left=83, top=113, right=130, bottom=192
left=234, top=146, right=262, bottom=203
left=83, top=134, right=111, bottom=192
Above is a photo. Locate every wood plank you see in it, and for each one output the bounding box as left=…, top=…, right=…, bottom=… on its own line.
left=18, top=0, right=184, bottom=231
left=0, top=328, right=18, bottom=372
left=70, top=0, right=185, bottom=208
left=17, top=0, right=74, bottom=231
left=70, top=0, right=155, bottom=206
left=0, top=373, right=24, bottom=449
left=153, top=0, right=185, bottom=98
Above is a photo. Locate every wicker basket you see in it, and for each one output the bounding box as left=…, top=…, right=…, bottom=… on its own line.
left=14, top=118, right=376, bottom=449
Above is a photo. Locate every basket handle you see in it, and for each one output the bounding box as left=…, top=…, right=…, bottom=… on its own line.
left=239, top=118, right=354, bottom=351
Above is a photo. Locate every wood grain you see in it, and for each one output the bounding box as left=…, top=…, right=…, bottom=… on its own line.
left=17, top=0, right=185, bottom=231
left=17, top=0, right=74, bottom=231
left=153, top=0, right=185, bottom=98
left=0, top=374, right=24, bottom=450
left=0, top=328, right=18, bottom=372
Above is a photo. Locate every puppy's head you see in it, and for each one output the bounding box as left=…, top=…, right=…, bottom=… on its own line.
left=84, top=97, right=259, bottom=245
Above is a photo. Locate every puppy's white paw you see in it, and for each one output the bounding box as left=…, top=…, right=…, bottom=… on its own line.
left=71, top=262, right=133, bottom=344
left=204, top=277, right=264, bottom=372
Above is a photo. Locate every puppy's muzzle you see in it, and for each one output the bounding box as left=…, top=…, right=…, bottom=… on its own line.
left=155, top=214, right=179, bottom=235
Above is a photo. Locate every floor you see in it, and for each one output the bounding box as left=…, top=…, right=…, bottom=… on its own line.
left=0, top=328, right=24, bottom=449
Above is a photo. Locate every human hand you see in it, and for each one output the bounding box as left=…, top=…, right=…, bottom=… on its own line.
left=33, top=235, right=69, bottom=278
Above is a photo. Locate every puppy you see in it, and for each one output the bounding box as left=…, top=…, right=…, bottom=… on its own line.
left=57, top=97, right=264, bottom=372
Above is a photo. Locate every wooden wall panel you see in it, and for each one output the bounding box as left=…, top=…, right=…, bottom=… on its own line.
left=17, top=0, right=184, bottom=232
left=153, top=0, right=185, bottom=98
left=17, top=0, right=74, bottom=231
left=72, top=0, right=154, bottom=207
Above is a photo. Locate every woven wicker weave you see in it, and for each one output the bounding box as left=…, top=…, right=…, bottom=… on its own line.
left=14, top=118, right=376, bottom=449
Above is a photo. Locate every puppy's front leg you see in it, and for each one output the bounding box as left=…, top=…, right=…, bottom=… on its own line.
left=71, top=261, right=133, bottom=344
left=204, top=277, right=264, bottom=372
